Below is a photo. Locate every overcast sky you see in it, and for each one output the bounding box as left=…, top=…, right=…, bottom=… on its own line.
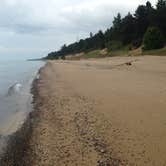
left=0, top=0, right=157, bottom=59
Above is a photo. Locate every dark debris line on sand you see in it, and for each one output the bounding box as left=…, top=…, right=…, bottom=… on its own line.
left=72, top=95, right=126, bottom=166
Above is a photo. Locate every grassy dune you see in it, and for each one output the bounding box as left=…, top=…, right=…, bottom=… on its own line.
left=66, top=46, right=166, bottom=60
left=142, top=47, right=166, bottom=56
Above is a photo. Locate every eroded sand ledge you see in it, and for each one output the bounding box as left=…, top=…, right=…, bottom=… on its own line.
left=1, top=56, right=166, bottom=166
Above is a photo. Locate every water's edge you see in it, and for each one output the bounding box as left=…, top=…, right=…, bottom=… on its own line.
left=0, top=64, right=46, bottom=165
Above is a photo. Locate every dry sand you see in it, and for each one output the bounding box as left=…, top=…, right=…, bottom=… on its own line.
left=2, top=56, right=166, bottom=166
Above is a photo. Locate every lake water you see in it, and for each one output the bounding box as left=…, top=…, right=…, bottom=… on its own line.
left=0, top=58, right=44, bottom=153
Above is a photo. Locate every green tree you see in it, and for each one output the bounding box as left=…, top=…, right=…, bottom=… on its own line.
left=143, top=27, right=164, bottom=50
left=121, top=13, right=136, bottom=44
left=155, top=0, right=166, bottom=39
left=113, top=13, right=122, bottom=30
left=112, top=13, right=122, bottom=41
left=135, top=4, right=149, bottom=38
left=157, top=0, right=166, bottom=9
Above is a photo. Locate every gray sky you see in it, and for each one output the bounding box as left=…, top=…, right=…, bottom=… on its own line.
left=0, top=0, right=157, bottom=59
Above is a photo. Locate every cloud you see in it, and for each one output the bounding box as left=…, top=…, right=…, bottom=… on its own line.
left=0, top=0, right=157, bottom=58
left=0, top=0, right=157, bottom=34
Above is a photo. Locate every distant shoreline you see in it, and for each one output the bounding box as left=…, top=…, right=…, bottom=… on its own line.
left=27, top=58, right=44, bottom=61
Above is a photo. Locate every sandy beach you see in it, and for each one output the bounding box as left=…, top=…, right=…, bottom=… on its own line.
left=1, top=56, right=166, bottom=166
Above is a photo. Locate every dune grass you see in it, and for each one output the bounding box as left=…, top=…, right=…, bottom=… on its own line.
left=107, top=45, right=132, bottom=57
left=108, top=50, right=129, bottom=57
left=142, top=47, right=166, bottom=56
left=84, top=50, right=101, bottom=58
left=76, top=46, right=166, bottom=60
left=107, top=46, right=166, bottom=57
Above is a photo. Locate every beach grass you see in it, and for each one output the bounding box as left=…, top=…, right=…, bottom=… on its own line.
left=84, top=50, right=101, bottom=58
left=67, top=46, right=166, bottom=60
left=142, top=47, right=166, bottom=56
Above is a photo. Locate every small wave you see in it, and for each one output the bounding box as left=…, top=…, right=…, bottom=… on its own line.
left=7, top=83, right=22, bottom=96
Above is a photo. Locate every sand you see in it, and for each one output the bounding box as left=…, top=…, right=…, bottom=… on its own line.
left=1, top=55, right=166, bottom=166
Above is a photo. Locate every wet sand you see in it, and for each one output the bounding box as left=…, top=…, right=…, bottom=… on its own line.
left=1, top=56, right=166, bottom=165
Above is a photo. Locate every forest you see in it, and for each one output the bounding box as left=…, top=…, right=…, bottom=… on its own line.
left=46, top=0, right=166, bottom=59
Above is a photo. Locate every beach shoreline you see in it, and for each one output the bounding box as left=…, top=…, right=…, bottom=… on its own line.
left=0, top=61, right=125, bottom=166
left=0, top=65, right=45, bottom=165
left=1, top=56, right=166, bottom=165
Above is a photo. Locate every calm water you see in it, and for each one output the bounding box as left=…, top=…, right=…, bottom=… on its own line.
left=0, top=59, right=44, bottom=137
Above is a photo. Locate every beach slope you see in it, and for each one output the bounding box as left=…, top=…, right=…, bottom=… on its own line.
left=1, top=56, right=166, bottom=166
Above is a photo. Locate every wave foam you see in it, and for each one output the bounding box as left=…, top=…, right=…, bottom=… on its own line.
left=7, top=83, right=22, bottom=96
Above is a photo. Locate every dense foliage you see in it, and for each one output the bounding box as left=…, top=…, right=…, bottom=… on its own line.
left=143, top=27, right=164, bottom=50
left=46, top=0, right=166, bottom=59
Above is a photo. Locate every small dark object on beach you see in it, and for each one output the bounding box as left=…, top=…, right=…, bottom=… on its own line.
left=125, top=62, right=132, bottom=66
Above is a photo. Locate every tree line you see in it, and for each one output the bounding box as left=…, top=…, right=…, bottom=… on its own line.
left=46, top=0, right=166, bottom=59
